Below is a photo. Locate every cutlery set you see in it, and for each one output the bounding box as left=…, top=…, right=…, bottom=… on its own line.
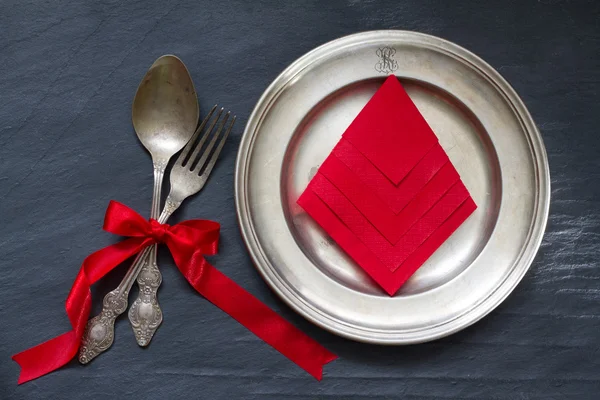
left=78, top=55, right=235, bottom=363
left=14, top=52, right=334, bottom=386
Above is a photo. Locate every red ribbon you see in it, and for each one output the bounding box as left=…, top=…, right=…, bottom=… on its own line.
left=12, top=201, right=336, bottom=384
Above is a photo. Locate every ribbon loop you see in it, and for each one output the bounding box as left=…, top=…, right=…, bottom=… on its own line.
left=12, top=201, right=336, bottom=384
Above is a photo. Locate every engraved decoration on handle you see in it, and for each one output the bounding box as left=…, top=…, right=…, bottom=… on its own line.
left=78, top=201, right=178, bottom=364
left=129, top=160, right=166, bottom=346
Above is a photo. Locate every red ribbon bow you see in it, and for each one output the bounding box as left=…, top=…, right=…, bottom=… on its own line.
left=12, top=201, right=336, bottom=384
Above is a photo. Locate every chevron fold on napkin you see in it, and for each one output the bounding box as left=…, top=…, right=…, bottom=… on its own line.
left=297, top=75, right=477, bottom=295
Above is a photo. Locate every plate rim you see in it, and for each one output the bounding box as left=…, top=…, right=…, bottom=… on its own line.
left=235, top=30, right=551, bottom=344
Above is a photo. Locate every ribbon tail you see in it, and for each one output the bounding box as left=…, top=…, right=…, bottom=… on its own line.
left=12, top=331, right=80, bottom=384
left=12, top=237, right=150, bottom=384
left=180, top=260, right=337, bottom=380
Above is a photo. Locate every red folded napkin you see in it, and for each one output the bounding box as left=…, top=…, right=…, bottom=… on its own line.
left=298, top=75, right=476, bottom=295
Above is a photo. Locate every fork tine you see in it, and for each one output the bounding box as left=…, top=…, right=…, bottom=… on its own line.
left=192, top=111, right=230, bottom=173
left=198, top=116, right=235, bottom=179
left=177, top=105, right=219, bottom=166
left=184, top=108, right=224, bottom=169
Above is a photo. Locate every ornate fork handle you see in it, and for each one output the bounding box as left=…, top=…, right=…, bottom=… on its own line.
left=129, top=246, right=162, bottom=346
left=129, top=162, right=166, bottom=346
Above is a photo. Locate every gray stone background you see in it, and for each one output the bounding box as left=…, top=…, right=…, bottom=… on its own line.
left=1, top=0, right=598, bottom=399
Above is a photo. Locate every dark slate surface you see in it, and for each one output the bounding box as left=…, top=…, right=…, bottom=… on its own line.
left=1, top=0, right=599, bottom=399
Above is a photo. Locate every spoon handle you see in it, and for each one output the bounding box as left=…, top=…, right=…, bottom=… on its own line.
left=79, top=203, right=178, bottom=364
left=129, top=162, right=166, bottom=346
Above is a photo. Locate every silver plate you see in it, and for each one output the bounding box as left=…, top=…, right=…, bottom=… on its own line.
left=235, top=31, right=550, bottom=344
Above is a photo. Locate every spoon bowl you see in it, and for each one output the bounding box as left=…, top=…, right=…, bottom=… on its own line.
left=132, top=55, right=199, bottom=162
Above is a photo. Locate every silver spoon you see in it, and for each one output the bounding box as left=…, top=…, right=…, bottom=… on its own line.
left=128, top=55, right=199, bottom=346
left=78, top=55, right=199, bottom=362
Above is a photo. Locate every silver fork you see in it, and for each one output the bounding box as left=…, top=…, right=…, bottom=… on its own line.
left=128, top=104, right=225, bottom=347
left=79, top=106, right=235, bottom=364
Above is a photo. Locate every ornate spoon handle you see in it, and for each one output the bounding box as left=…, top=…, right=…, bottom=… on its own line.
left=79, top=249, right=149, bottom=363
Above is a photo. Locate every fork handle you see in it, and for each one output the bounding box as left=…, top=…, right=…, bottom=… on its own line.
left=129, top=163, right=165, bottom=346
left=129, top=245, right=163, bottom=346
left=78, top=202, right=179, bottom=364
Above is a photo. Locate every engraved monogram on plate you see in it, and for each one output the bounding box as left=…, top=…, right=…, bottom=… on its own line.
left=375, top=47, right=398, bottom=74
